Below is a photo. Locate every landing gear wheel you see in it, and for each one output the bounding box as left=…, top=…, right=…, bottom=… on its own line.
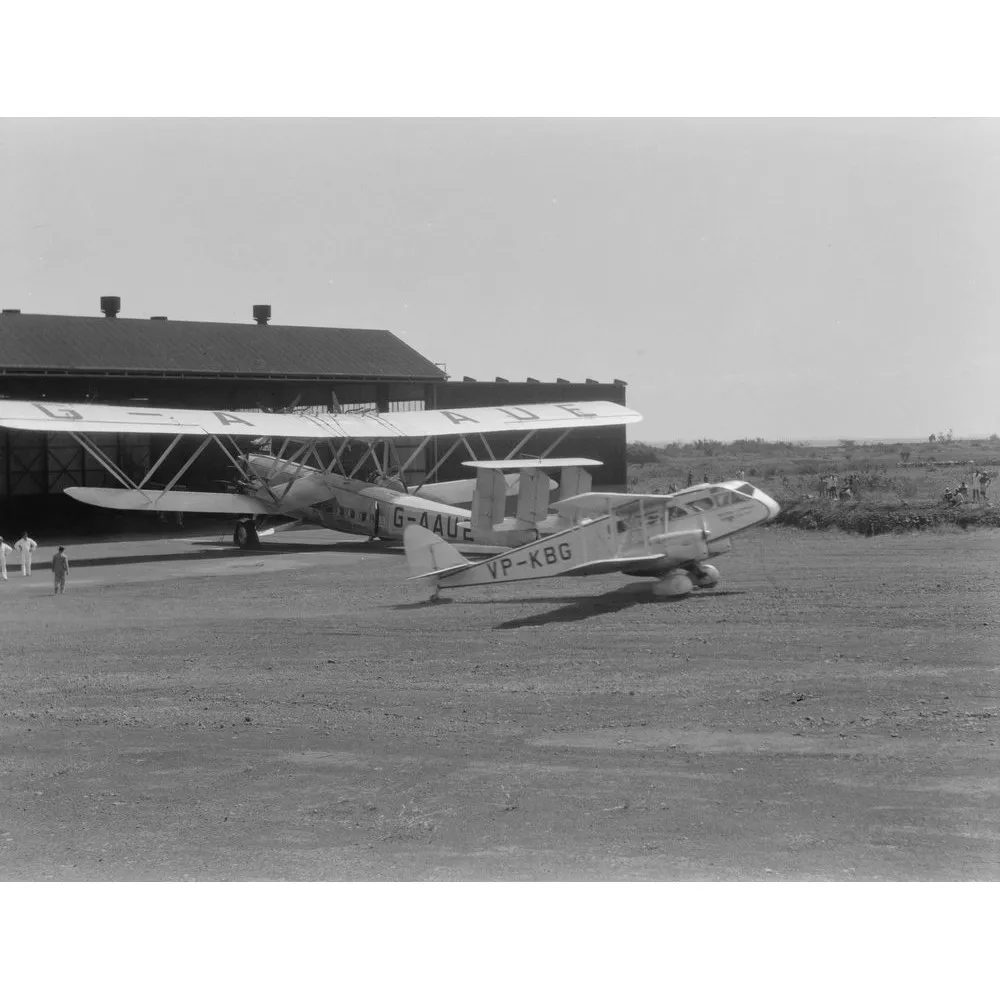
left=692, top=563, right=721, bottom=588
left=652, top=569, right=695, bottom=598
left=234, top=519, right=260, bottom=549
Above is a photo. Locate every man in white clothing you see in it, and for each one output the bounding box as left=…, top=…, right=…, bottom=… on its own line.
left=14, top=532, right=37, bottom=576
left=0, top=536, right=11, bottom=581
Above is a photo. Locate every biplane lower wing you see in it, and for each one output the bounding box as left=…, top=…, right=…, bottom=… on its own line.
left=65, top=487, right=274, bottom=515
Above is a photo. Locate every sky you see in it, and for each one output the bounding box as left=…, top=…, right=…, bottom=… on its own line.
left=2, top=33, right=999, bottom=444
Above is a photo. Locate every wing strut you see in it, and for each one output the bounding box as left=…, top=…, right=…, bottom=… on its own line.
left=275, top=440, right=319, bottom=503
left=501, top=430, right=538, bottom=461
left=137, top=433, right=184, bottom=489
left=323, top=438, right=352, bottom=476
left=396, top=436, right=431, bottom=477
left=414, top=435, right=468, bottom=489
left=539, top=428, right=572, bottom=458
left=348, top=441, right=378, bottom=479
left=478, top=433, right=496, bottom=461
left=162, top=436, right=213, bottom=492
left=70, top=432, right=146, bottom=495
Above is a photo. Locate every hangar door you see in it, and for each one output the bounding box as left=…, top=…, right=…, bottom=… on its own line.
left=0, top=431, right=151, bottom=497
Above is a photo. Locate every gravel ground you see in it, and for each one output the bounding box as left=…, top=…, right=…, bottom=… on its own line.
left=1, top=526, right=997, bottom=880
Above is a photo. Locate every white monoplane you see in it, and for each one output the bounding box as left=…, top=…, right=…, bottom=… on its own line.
left=0, top=398, right=640, bottom=547
left=404, top=480, right=780, bottom=598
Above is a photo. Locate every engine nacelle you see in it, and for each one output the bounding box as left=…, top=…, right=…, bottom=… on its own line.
left=648, top=529, right=710, bottom=564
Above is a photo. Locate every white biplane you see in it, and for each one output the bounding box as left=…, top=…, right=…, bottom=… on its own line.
left=404, top=480, right=780, bottom=599
left=0, top=398, right=640, bottom=547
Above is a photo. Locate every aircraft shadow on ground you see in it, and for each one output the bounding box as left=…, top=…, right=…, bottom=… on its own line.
left=67, top=539, right=368, bottom=569
left=490, top=586, right=745, bottom=629
left=392, top=583, right=744, bottom=626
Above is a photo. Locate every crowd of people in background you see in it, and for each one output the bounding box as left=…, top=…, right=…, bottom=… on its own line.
left=943, top=469, right=992, bottom=506
left=819, top=473, right=859, bottom=500
left=0, top=532, right=70, bottom=593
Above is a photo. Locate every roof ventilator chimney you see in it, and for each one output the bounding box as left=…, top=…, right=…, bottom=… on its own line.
left=2, top=308, right=21, bottom=315
left=100, top=296, right=121, bottom=318
left=150, top=316, right=168, bottom=321
left=253, top=304, right=271, bottom=325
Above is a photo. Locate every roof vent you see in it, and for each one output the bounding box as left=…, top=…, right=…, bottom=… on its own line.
left=150, top=315, right=168, bottom=321
left=556, top=377, right=570, bottom=384
left=526, top=377, right=540, bottom=384
left=253, top=304, right=271, bottom=325
left=613, top=378, right=628, bottom=386
left=463, top=376, right=477, bottom=382
left=100, top=295, right=121, bottom=318
left=585, top=378, right=598, bottom=384
left=495, top=376, right=509, bottom=383
left=2, top=308, right=21, bottom=315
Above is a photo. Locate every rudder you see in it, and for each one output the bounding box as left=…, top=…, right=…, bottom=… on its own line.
left=403, top=525, right=471, bottom=579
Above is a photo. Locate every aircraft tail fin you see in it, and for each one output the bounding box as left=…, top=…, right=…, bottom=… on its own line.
left=470, top=468, right=508, bottom=532
left=559, top=466, right=593, bottom=502
left=404, top=525, right=472, bottom=580
left=515, top=468, right=551, bottom=525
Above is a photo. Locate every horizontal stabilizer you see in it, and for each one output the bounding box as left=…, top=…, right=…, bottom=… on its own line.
left=65, top=487, right=273, bottom=515
left=416, top=473, right=520, bottom=506
left=404, top=525, right=472, bottom=580
left=462, top=458, right=603, bottom=469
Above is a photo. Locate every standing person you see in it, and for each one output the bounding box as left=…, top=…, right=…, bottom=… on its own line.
left=52, top=546, right=69, bottom=594
left=14, top=531, right=37, bottom=576
left=0, top=536, right=11, bottom=581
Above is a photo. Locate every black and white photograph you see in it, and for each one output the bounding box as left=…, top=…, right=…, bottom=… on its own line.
left=1, top=2, right=995, bottom=994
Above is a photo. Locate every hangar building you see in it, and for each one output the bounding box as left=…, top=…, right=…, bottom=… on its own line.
left=0, top=299, right=628, bottom=533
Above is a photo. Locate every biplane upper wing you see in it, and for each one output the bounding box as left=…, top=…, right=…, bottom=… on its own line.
left=0, top=399, right=641, bottom=439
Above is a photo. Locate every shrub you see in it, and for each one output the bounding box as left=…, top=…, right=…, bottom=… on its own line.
left=774, top=499, right=1000, bottom=535
left=626, top=441, right=661, bottom=465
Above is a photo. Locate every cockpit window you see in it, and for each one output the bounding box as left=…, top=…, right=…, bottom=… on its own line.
left=667, top=505, right=689, bottom=519
left=688, top=497, right=714, bottom=511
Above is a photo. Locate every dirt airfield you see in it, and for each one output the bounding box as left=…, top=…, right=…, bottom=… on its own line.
left=1, top=524, right=997, bottom=880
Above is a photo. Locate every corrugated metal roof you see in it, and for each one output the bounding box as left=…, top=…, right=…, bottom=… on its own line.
left=0, top=313, right=447, bottom=381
